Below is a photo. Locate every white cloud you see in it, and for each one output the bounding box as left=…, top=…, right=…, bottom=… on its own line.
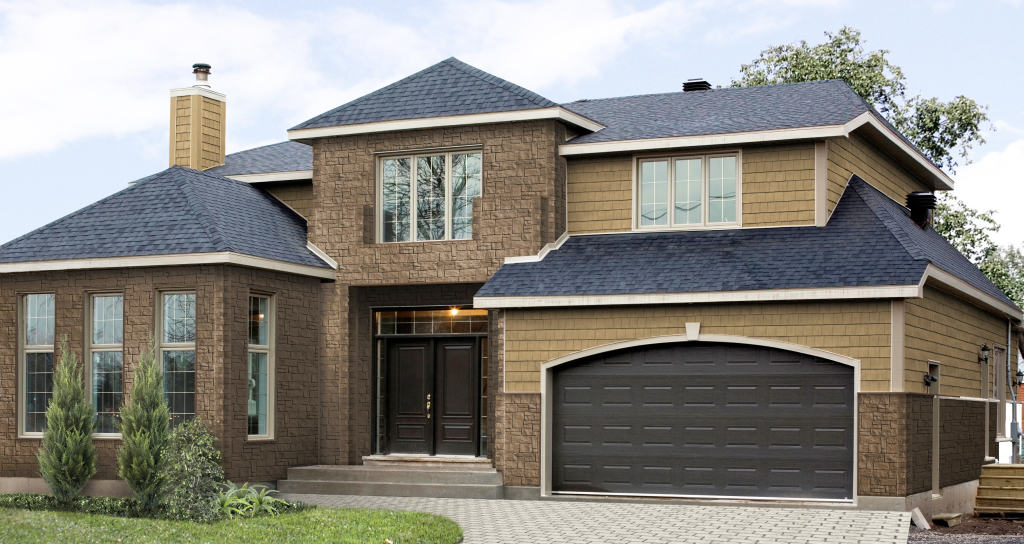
left=954, top=139, right=1024, bottom=248
left=0, top=0, right=713, bottom=160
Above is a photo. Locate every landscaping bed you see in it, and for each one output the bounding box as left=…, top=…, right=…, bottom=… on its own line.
left=910, top=516, right=1024, bottom=543
left=0, top=500, right=463, bottom=544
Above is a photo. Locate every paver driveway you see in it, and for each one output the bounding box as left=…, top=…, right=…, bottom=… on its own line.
left=280, top=493, right=911, bottom=544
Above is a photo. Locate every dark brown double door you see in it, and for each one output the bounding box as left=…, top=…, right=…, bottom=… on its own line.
left=386, top=338, right=480, bottom=456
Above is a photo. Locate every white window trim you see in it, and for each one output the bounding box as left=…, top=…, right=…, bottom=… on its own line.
left=376, top=149, right=483, bottom=243
left=87, top=293, right=125, bottom=438
left=633, top=151, right=742, bottom=231
left=18, top=293, right=55, bottom=438
left=157, top=291, right=197, bottom=423
left=247, top=294, right=275, bottom=440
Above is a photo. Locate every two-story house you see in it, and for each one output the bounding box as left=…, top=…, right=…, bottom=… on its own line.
left=0, top=59, right=1020, bottom=518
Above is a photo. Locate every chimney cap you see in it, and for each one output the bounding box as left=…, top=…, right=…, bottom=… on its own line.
left=683, top=78, right=712, bottom=92
left=906, top=191, right=936, bottom=229
left=192, top=63, right=211, bottom=73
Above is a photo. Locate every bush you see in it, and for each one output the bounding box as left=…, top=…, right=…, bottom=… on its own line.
left=215, top=483, right=292, bottom=519
left=117, top=344, right=170, bottom=513
left=37, top=338, right=97, bottom=506
left=0, top=493, right=142, bottom=517
left=159, top=418, right=224, bottom=521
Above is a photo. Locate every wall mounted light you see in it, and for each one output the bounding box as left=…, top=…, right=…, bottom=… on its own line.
left=980, top=344, right=991, bottom=363
left=449, top=307, right=460, bottom=316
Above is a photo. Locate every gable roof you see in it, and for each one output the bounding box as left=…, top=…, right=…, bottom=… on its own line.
left=475, top=177, right=1018, bottom=317
left=292, top=57, right=559, bottom=131
left=206, top=141, right=311, bottom=178
left=0, top=166, right=333, bottom=274
left=562, top=80, right=868, bottom=144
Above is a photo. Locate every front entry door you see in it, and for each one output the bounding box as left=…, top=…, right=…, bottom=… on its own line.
left=386, top=338, right=479, bottom=455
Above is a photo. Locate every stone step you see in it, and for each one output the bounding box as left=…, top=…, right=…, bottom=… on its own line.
left=277, top=479, right=503, bottom=499
left=980, top=475, right=1024, bottom=488
left=286, top=465, right=502, bottom=485
left=362, top=455, right=493, bottom=470
left=978, top=486, right=1024, bottom=500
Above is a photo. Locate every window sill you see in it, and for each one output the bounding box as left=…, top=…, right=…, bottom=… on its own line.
left=92, top=434, right=123, bottom=440
left=247, top=436, right=275, bottom=443
left=633, top=223, right=742, bottom=233
left=17, top=434, right=43, bottom=440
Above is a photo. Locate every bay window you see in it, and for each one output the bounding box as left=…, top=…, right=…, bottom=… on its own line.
left=638, top=153, right=739, bottom=228
left=380, top=150, right=482, bottom=242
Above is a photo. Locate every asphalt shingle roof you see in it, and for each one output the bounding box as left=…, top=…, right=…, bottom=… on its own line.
left=292, top=57, right=559, bottom=130
left=476, top=177, right=1017, bottom=310
left=562, top=80, right=869, bottom=144
left=206, top=141, right=312, bottom=177
left=0, top=166, right=331, bottom=269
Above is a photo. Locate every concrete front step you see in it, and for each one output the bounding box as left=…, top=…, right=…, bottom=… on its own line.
left=286, top=465, right=502, bottom=486
left=362, top=455, right=494, bottom=470
left=277, top=479, right=503, bottom=499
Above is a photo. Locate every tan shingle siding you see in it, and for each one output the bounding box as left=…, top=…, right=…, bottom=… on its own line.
left=263, top=181, right=314, bottom=219
left=504, top=300, right=891, bottom=393
left=827, top=134, right=929, bottom=215
left=905, top=285, right=1008, bottom=396
left=566, top=156, right=632, bottom=233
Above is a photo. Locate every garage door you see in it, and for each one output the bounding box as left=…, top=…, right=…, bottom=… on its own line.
left=551, top=342, right=854, bottom=500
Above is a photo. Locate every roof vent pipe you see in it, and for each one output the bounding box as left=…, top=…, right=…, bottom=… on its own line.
left=906, top=192, right=936, bottom=229
left=192, top=63, right=211, bottom=87
left=683, top=78, right=712, bottom=92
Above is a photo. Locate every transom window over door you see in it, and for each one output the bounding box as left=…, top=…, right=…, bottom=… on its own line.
left=637, top=153, right=739, bottom=228
left=380, top=150, right=482, bottom=242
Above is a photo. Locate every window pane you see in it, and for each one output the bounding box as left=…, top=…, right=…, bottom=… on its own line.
left=163, top=293, right=196, bottom=343
left=163, top=350, right=195, bottom=425
left=708, top=156, right=737, bottom=223
left=451, top=153, right=482, bottom=240
left=248, top=352, right=268, bottom=436
left=92, top=295, right=123, bottom=345
left=24, top=294, right=54, bottom=346
left=416, top=155, right=446, bottom=240
left=381, top=158, right=411, bottom=242
left=673, top=158, right=702, bottom=225
left=639, top=160, right=668, bottom=226
left=249, top=296, right=269, bottom=346
left=24, top=352, right=53, bottom=433
left=92, top=351, right=123, bottom=433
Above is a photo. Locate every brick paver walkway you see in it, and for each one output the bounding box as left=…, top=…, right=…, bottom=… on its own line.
left=280, top=493, right=911, bottom=544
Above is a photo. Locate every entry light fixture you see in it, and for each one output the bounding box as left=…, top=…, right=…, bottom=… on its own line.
left=449, top=307, right=460, bottom=316
left=923, top=374, right=939, bottom=386
left=980, top=344, right=991, bottom=364
left=1016, top=369, right=1024, bottom=386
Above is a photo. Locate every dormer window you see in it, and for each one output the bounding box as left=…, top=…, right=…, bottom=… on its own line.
left=379, top=150, right=482, bottom=242
left=637, top=153, right=739, bottom=228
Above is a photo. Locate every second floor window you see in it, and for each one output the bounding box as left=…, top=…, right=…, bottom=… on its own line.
left=380, top=150, right=482, bottom=242
left=638, top=153, right=739, bottom=228
left=160, top=292, right=196, bottom=425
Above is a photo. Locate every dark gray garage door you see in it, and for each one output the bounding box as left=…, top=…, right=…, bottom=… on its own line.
left=552, top=342, right=854, bottom=500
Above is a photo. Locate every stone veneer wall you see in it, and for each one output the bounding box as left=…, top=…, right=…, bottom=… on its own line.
left=493, top=393, right=540, bottom=486
left=939, top=398, right=987, bottom=488
left=308, top=120, right=566, bottom=465
left=0, top=265, right=323, bottom=483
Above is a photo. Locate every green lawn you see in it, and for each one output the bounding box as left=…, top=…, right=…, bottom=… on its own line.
left=0, top=506, right=463, bottom=544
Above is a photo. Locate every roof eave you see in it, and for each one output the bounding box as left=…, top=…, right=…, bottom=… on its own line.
left=226, top=170, right=313, bottom=183
left=922, top=264, right=1022, bottom=321
left=287, top=106, right=604, bottom=141
left=0, top=251, right=337, bottom=280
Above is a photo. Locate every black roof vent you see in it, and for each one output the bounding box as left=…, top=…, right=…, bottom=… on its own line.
left=906, top=192, right=936, bottom=229
left=683, top=78, right=712, bottom=92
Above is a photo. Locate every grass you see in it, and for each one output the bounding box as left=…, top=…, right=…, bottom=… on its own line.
left=0, top=506, right=463, bottom=544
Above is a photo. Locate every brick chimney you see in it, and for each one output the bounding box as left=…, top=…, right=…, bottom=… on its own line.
left=169, top=63, right=226, bottom=170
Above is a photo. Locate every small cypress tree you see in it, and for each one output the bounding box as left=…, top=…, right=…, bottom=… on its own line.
left=117, top=343, right=170, bottom=513
left=38, top=337, right=97, bottom=505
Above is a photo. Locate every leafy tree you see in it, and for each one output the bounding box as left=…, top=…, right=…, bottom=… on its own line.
left=117, top=343, right=170, bottom=513
left=733, top=26, right=987, bottom=173
left=37, top=337, right=97, bottom=505
left=159, top=418, right=225, bottom=521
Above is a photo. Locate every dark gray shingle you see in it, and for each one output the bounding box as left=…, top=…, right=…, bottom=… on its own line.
left=0, top=166, right=331, bottom=269
left=206, top=141, right=312, bottom=176
left=292, top=57, right=558, bottom=130
left=476, top=177, right=1017, bottom=310
left=562, top=80, right=869, bottom=144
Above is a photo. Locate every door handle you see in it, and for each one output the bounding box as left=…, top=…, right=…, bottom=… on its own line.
left=426, top=394, right=432, bottom=419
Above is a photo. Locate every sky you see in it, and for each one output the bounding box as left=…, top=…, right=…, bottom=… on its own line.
left=0, top=0, right=1021, bottom=247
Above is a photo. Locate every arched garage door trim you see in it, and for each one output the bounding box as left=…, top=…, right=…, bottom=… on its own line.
left=539, top=333, right=860, bottom=501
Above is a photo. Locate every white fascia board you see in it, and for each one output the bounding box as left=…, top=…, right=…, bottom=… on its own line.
left=856, top=114, right=955, bottom=190
left=169, top=86, right=227, bottom=101
left=474, top=284, right=920, bottom=309
left=0, top=252, right=337, bottom=280
left=287, top=107, right=604, bottom=140
left=305, top=242, right=339, bottom=269
left=504, top=232, right=570, bottom=264
left=227, top=170, right=313, bottom=183
left=923, top=264, right=1022, bottom=321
